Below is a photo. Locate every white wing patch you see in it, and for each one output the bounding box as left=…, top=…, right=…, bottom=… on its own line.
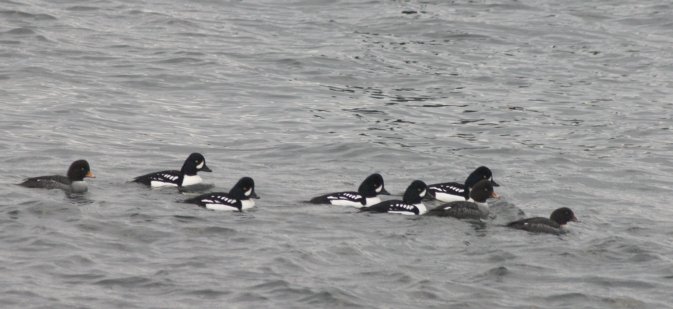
left=159, top=173, right=179, bottom=181
left=216, top=196, right=237, bottom=204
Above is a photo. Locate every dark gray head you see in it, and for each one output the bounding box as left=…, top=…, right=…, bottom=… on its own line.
left=181, top=153, right=212, bottom=175
left=468, top=179, right=498, bottom=203
left=402, top=180, right=427, bottom=204
left=550, top=207, right=577, bottom=225
left=229, top=177, right=259, bottom=200
left=358, top=173, right=390, bottom=197
left=67, top=160, right=95, bottom=181
left=463, top=166, right=499, bottom=199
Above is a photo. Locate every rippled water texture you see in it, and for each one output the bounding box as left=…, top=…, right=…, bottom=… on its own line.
left=2, top=0, right=673, bottom=308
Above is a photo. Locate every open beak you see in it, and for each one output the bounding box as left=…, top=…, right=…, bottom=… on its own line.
left=201, top=164, right=212, bottom=172
left=86, top=171, right=96, bottom=178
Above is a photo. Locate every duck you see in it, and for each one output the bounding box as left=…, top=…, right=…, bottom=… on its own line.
left=425, top=179, right=498, bottom=219
left=360, top=180, right=427, bottom=215
left=506, top=207, right=578, bottom=234
left=183, top=177, right=259, bottom=211
left=427, top=166, right=499, bottom=202
left=132, top=153, right=211, bottom=188
left=309, top=173, right=390, bottom=208
left=18, top=159, right=95, bottom=193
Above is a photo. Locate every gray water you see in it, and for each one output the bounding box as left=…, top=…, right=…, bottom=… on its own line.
left=2, top=0, right=673, bottom=308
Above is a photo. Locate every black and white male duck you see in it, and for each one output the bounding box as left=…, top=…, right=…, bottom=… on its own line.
left=360, top=180, right=428, bottom=215
left=427, top=166, right=499, bottom=202
left=425, top=179, right=498, bottom=220
left=132, top=153, right=211, bottom=188
left=309, top=173, right=390, bottom=208
left=184, top=177, right=259, bottom=211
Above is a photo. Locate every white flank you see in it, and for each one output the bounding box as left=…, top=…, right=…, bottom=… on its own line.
left=205, top=204, right=239, bottom=211
left=388, top=211, right=417, bottom=216
left=433, top=192, right=466, bottom=203
left=181, top=175, right=203, bottom=186
left=151, top=181, right=178, bottom=188
left=330, top=199, right=364, bottom=207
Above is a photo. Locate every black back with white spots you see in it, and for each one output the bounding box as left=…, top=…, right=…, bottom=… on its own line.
left=427, top=182, right=464, bottom=197
left=309, top=191, right=364, bottom=205
left=132, top=170, right=182, bottom=186
left=184, top=192, right=242, bottom=210
left=362, top=200, right=421, bottom=215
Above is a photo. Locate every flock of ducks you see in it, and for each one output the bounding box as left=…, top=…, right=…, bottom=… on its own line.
left=17, top=153, right=578, bottom=235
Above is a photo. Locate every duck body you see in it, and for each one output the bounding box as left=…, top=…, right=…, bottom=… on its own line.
left=360, top=180, right=427, bottom=216
left=426, top=179, right=497, bottom=220
left=427, top=166, right=499, bottom=202
left=309, top=173, right=389, bottom=208
left=507, top=207, right=578, bottom=235
left=19, top=160, right=95, bottom=193
left=133, top=153, right=211, bottom=188
left=426, top=201, right=488, bottom=219
left=184, top=177, right=258, bottom=211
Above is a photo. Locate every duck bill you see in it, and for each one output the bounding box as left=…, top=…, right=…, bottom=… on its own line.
left=491, top=179, right=500, bottom=187
left=252, top=192, right=260, bottom=199
left=571, top=215, right=579, bottom=222
left=85, top=171, right=96, bottom=178
left=380, top=188, right=391, bottom=195
left=201, top=165, right=212, bottom=172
